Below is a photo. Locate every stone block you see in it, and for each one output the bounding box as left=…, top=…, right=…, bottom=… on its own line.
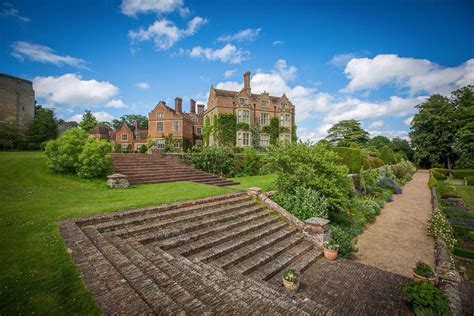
left=303, top=217, right=331, bottom=246
left=107, top=174, right=129, bottom=189
left=247, top=187, right=261, bottom=196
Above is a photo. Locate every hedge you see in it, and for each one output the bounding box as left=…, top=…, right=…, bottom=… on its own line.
left=333, top=147, right=364, bottom=174
left=431, top=168, right=474, bottom=180
left=454, top=246, right=474, bottom=260
left=367, top=156, right=384, bottom=168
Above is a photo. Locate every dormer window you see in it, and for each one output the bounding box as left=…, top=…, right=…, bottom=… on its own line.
left=239, top=98, right=246, bottom=105
left=261, top=100, right=269, bottom=107
left=281, top=103, right=288, bottom=109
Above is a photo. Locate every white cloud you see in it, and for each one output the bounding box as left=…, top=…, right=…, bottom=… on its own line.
left=189, top=44, right=249, bottom=64
left=218, top=28, right=261, bottom=42
left=330, top=53, right=356, bottom=66
left=368, top=120, right=384, bottom=129
left=343, top=54, right=474, bottom=95
left=11, top=41, right=87, bottom=69
left=68, top=111, right=115, bottom=123
left=404, top=116, right=414, bottom=126
left=120, top=0, right=188, bottom=17
left=223, top=69, right=237, bottom=78
left=33, top=74, right=119, bottom=107
left=1, top=3, right=29, bottom=22
left=274, top=59, right=297, bottom=81
left=136, top=81, right=150, bottom=89
left=129, top=16, right=206, bottom=50
left=106, top=99, right=128, bottom=108
left=272, top=40, right=284, bottom=46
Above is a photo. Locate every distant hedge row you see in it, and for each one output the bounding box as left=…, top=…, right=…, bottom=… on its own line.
left=332, top=147, right=386, bottom=173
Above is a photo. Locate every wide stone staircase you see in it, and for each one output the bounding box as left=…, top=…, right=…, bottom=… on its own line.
left=61, top=191, right=329, bottom=314
left=112, top=153, right=238, bottom=186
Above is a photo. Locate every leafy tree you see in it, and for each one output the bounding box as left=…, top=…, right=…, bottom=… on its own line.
left=98, top=121, right=111, bottom=128
left=410, top=94, right=456, bottom=168
left=379, top=145, right=397, bottom=164
left=79, top=110, right=98, bottom=131
left=452, top=86, right=474, bottom=168
left=112, top=114, right=148, bottom=130
left=326, top=119, right=369, bottom=147
left=368, top=135, right=390, bottom=149
left=27, top=105, right=58, bottom=147
left=44, top=128, right=89, bottom=174
left=77, top=139, right=112, bottom=178
left=390, top=137, right=414, bottom=161
left=0, top=122, right=23, bottom=150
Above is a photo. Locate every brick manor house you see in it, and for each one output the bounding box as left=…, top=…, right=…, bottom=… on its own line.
left=94, top=71, right=295, bottom=151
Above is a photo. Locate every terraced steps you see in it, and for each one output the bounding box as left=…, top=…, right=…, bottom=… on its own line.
left=112, top=153, right=239, bottom=186
left=61, top=192, right=328, bottom=314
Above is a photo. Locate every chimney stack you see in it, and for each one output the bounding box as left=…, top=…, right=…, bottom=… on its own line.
left=243, top=71, right=251, bottom=93
left=175, top=97, right=182, bottom=113
left=197, top=104, right=205, bottom=116
left=190, top=99, right=196, bottom=113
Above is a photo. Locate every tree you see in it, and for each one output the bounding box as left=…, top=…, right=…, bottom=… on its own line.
left=112, top=114, right=148, bottom=130
left=410, top=94, right=457, bottom=168
left=27, top=105, right=58, bottom=147
left=368, top=135, right=390, bottom=149
left=326, top=119, right=369, bottom=147
left=379, top=145, right=397, bottom=164
left=390, top=137, right=414, bottom=161
left=452, top=86, right=474, bottom=168
left=79, top=110, right=98, bottom=131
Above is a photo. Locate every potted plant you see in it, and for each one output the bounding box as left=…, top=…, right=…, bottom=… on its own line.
left=282, top=268, right=300, bottom=292
left=403, top=281, right=450, bottom=316
left=323, top=239, right=339, bottom=261
left=413, top=261, right=436, bottom=285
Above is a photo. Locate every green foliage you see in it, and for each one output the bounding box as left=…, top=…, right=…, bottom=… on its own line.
left=282, top=268, right=299, bottom=283
left=0, top=122, right=24, bottom=150
left=190, top=146, right=235, bottom=177
left=236, top=122, right=250, bottom=131
left=427, top=208, right=457, bottom=252
left=202, top=116, right=213, bottom=146
left=330, top=225, right=358, bottom=257
left=326, top=119, right=369, bottom=147
left=265, top=141, right=351, bottom=212
left=262, top=117, right=280, bottom=145
left=77, top=139, right=112, bottom=178
left=379, top=145, right=397, bottom=164
left=403, top=281, right=450, bottom=314
left=368, top=135, right=390, bottom=149
left=279, top=126, right=290, bottom=134
left=272, top=186, right=330, bottom=220
left=367, top=156, right=385, bottom=168
left=237, top=147, right=264, bottom=176
left=26, top=105, right=58, bottom=148
left=391, top=160, right=416, bottom=181
left=453, top=246, right=474, bottom=259
left=333, top=147, right=364, bottom=173
left=413, top=262, right=435, bottom=278
left=114, top=142, right=122, bottom=153
left=452, top=86, right=474, bottom=168
left=377, top=176, right=402, bottom=194
left=44, top=128, right=89, bottom=174
left=430, top=168, right=474, bottom=180
left=79, top=110, right=98, bottom=131
left=390, top=137, right=414, bottom=161
left=291, top=125, right=297, bottom=142
left=428, top=176, right=438, bottom=188
left=251, top=121, right=260, bottom=148
left=323, top=239, right=339, bottom=251
left=139, top=144, right=148, bottom=154
left=215, top=114, right=237, bottom=146
left=112, top=114, right=148, bottom=130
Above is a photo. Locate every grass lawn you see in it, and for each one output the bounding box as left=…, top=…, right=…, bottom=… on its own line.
left=456, top=185, right=474, bottom=206
left=0, top=151, right=276, bottom=315
left=229, top=173, right=277, bottom=192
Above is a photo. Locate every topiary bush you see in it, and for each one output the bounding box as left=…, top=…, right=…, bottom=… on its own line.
left=77, top=139, right=112, bottom=178
left=266, top=141, right=351, bottom=213
left=332, top=147, right=364, bottom=174
left=44, top=128, right=89, bottom=174
left=139, top=144, right=147, bottom=154
left=368, top=156, right=385, bottom=168
left=272, top=186, right=330, bottom=220
left=380, top=145, right=397, bottom=164
left=190, top=146, right=235, bottom=177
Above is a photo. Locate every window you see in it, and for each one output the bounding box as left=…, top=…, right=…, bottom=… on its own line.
left=121, top=134, right=128, bottom=141
left=173, top=141, right=180, bottom=148
left=196, top=127, right=202, bottom=135
left=239, top=98, right=246, bottom=105
left=280, top=133, right=291, bottom=143
left=237, top=131, right=250, bottom=147
left=280, top=113, right=291, bottom=126
left=157, top=121, right=164, bottom=132
left=237, top=110, right=250, bottom=123
left=260, top=113, right=269, bottom=125
left=281, top=103, right=288, bottom=109
left=157, top=112, right=164, bottom=118
left=156, top=139, right=165, bottom=149
left=260, top=134, right=270, bottom=147
left=173, top=121, right=179, bottom=132
left=261, top=100, right=269, bottom=107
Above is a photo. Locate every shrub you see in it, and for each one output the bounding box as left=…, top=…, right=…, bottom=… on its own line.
left=368, top=156, right=384, bottom=168
left=114, top=143, right=122, bottom=153
left=453, top=246, right=474, bottom=259
left=427, top=208, right=457, bottom=252
left=333, top=147, right=364, bottom=174
left=428, top=176, right=438, bottom=188
left=282, top=268, right=299, bottom=283
left=377, top=176, right=402, bottom=194
left=379, top=145, right=397, bottom=164
left=323, top=239, right=339, bottom=251
left=237, top=147, right=263, bottom=176
left=391, top=160, right=416, bottom=180
left=139, top=144, right=148, bottom=154
left=77, top=139, right=112, bottom=178
left=413, top=262, right=435, bottom=278
left=266, top=141, right=351, bottom=213
left=272, top=186, right=330, bottom=220
left=402, top=281, right=450, bottom=315
left=190, top=146, right=235, bottom=177
left=330, top=225, right=358, bottom=257
left=44, top=128, right=89, bottom=174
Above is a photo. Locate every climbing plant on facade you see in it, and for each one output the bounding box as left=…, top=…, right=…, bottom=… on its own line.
left=262, top=116, right=280, bottom=145
left=215, top=113, right=237, bottom=147
left=251, top=121, right=260, bottom=148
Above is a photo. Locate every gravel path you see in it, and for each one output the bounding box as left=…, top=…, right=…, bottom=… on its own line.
left=354, top=170, right=435, bottom=277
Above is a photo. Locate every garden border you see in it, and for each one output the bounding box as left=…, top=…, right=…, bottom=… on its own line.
left=430, top=184, right=463, bottom=314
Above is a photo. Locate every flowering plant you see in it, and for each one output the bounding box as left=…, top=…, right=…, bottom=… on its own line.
left=427, top=208, right=457, bottom=252
left=282, top=268, right=299, bottom=283
left=323, top=238, right=340, bottom=251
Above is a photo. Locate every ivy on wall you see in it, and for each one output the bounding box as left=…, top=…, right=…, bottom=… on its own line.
left=292, top=125, right=298, bottom=142
left=202, top=116, right=212, bottom=146
left=215, top=113, right=236, bottom=147
left=251, top=121, right=260, bottom=148
left=236, top=122, right=250, bottom=131
left=279, top=126, right=290, bottom=134
left=262, top=116, right=280, bottom=145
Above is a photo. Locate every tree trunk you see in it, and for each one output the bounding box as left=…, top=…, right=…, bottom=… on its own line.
left=447, top=156, right=453, bottom=178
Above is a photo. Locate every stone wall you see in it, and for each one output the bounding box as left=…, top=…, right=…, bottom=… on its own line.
left=0, top=73, right=35, bottom=129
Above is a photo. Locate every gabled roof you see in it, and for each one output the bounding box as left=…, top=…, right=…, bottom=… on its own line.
left=213, top=88, right=282, bottom=103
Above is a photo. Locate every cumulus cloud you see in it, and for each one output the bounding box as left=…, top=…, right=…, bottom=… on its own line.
left=11, top=41, right=88, bottom=69
left=189, top=44, right=249, bottom=64
left=106, top=99, right=128, bottom=108
left=217, top=28, right=261, bottom=42
left=33, top=74, right=119, bottom=107
left=136, top=81, right=150, bottom=89
left=129, top=16, right=206, bottom=50
left=343, top=54, right=474, bottom=95
left=223, top=69, right=237, bottom=78
left=68, top=111, right=115, bottom=123
left=1, top=3, right=29, bottom=22
left=272, top=40, right=284, bottom=46
left=120, top=0, right=188, bottom=17
left=368, top=120, right=384, bottom=129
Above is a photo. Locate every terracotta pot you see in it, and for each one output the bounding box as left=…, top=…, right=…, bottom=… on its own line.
left=413, top=272, right=436, bottom=285
left=282, top=277, right=300, bottom=292
left=324, top=248, right=338, bottom=261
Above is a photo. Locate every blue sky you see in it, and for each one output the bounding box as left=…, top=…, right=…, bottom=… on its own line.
left=2, top=0, right=473, bottom=140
